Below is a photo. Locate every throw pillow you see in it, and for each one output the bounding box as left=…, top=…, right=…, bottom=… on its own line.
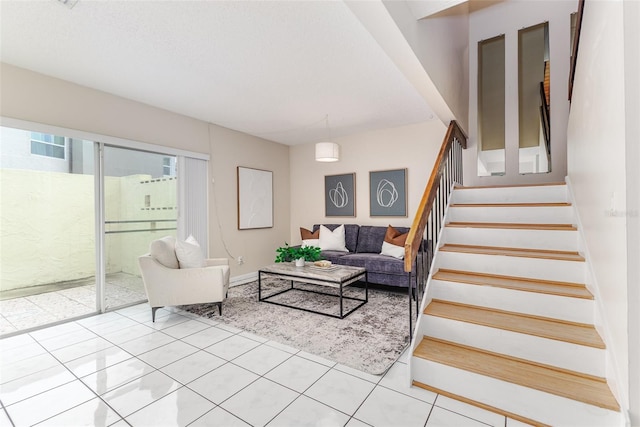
left=149, top=236, right=179, bottom=269
left=175, top=235, right=205, bottom=268
left=318, top=224, right=349, bottom=252
left=300, top=227, right=319, bottom=240
left=380, top=225, right=409, bottom=259
left=302, top=239, right=320, bottom=248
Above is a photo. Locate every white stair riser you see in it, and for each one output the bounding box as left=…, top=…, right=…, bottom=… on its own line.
left=430, top=279, right=594, bottom=324
left=411, top=357, right=623, bottom=427
left=451, top=185, right=568, bottom=204
left=435, top=251, right=585, bottom=283
left=421, top=316, right=605, bottom=377
left=442, top=227, right=578, bottom=251
left=448, top=206, right=574, bottom=224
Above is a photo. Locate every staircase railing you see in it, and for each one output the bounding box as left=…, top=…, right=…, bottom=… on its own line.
left=404, top=120, right=467, bottom=338
left=568, top=0, right=585, bottom=101
left=539, top=81, right=551, bottom=165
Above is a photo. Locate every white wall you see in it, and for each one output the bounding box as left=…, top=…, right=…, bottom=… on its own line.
left=465, top=1, right=575, bottom=186
left=566, top=0, right=637, bottom=417
left=383, top=0, right=469, bottom=134
left=289, top=120, right=447, bottom=244
left=0, top=62, right=291, bottom=281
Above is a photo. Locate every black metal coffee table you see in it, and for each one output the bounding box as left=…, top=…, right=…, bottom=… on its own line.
left=258, top=263, right=367, bottom=319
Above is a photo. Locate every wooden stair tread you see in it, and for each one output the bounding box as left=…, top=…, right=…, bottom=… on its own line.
left=425, top=300, right=605, bottom=348
left=458, top=182, right=566, bottom=189
left=446, top=222, right=577, bottom=231
left=433, top=269, right=593, bottom=299
left=414, top=337, right=619, bottom=411
left=440, top=244, right=585, bottom=262
left=450, top=202, right=571, bottom=207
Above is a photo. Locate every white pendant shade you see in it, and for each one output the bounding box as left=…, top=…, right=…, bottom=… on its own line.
left=315, top=142, right=340, bottom=162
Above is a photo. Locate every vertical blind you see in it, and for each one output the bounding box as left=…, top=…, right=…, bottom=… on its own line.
left=178, top=156, right=209, bottom=255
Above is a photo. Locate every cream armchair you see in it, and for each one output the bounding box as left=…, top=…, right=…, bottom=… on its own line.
left=138, top=236, right=230, bottom=322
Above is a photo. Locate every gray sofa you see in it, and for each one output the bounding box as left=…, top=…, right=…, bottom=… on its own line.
left=309, top=224, right=425, bottom=288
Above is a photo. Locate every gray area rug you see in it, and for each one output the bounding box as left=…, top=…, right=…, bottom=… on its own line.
left=183, top=278, right=410, bottom=375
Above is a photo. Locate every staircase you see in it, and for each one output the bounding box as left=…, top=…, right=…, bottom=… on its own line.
left=409, top=183, right=624, bottom=426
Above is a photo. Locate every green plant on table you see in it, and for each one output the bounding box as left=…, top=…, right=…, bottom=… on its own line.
left=275, top=243, right=322, bottom=263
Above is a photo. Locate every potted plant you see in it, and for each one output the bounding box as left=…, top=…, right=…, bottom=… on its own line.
left=275, top=243, right=322, bottom=266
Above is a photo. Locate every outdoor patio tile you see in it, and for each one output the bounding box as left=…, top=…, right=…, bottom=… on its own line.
left=101, top=371, right=180, bottom=417
left=378, top=362, right=437, bottom=403
left=0, top=316, right=18, bottom=335
left=232, top=344, right=292, bottom=376
left=220, top=378, right=298, bottom=427
left=36, top=397, right=122, bottom=427
left=9, top=313, right=60, bottom=331
left=426, top=406, right=490, bottom=427
left=0, top=364, right=76, bottom=406
left=268, top=395, right=350, bottom=427
left=189, top=407, right=251, bottom=427
left=264, top=355, right=331, bottom=393
left=187, top=363, right=258, bottom=404
left=181, top=325, right=233, bottom=348
left=118, top=330, right=175, bottom=356
left=434, top=395, right=506, bottom=427
left=160, top=350, right=226, bottom=384
left=304, top=369, right=375, bottom=415
left=354, top=384, right=432, bottom=427
left=5, top=380, right=95, bottom=426
left=204, top=334, right=261, bottom=361
left=137, top=340, right=199, bottom=369
left=125, top=386, right=213, bottom=427
left=64, top=346, right=134, bottom=378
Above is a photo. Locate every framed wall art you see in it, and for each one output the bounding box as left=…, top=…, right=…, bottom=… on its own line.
left=369, top=168, right=407, bottom=217
left=237, top=166, right=273, bottom=229
left=324, top=173, right=356, bottom=217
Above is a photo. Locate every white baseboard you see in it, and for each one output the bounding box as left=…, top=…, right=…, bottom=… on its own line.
left=230, top=272, right=257, bottom=287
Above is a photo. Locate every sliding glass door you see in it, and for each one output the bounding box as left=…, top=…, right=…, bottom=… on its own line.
left=0, top=126, right=96, bottom=334
left=102, top=146, right=177, bottom=310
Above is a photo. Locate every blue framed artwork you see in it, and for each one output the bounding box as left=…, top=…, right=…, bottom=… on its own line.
left=324, top=173, right=355, bottom=217
left=369, top=168, right=407, bottom=217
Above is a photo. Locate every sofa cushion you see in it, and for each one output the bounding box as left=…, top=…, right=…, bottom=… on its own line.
left=339, top=253, right=407, bottom=275
left=313, top=224, right=359, bottom=253
left=300, top=227, right=319, bottom=240
left=320, top=250, right=350, bottom=264
left=356, top=226, right=387, bottom=254
left=149, top=236, right=179, bottom=269
left=175, top=235, right=205, bottom=269
left=318, top=225, right=348, bottom=252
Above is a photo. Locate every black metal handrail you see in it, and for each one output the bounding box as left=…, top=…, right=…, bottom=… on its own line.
left=539, top=81, right=551, bottom=164
left=404, top=120, right=467, bottom=339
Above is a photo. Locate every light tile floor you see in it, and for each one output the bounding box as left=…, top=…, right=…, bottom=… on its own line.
left=0, top=303, right=525, bottom=426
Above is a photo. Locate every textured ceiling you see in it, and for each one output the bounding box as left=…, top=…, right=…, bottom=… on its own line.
left=0, top=0, right=436, bottom=145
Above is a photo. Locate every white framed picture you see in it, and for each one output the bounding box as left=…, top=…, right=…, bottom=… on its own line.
left=237, top=166, right=273, bottom=229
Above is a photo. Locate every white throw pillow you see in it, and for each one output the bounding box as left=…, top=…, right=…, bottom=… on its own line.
left=175, top=235, right=205, bottom=268
left=149, top=236, right=179, bottom=269
left=318, top=225, right=348, bottom=252
left=380, top=241, right=405, bottom=260
left=302, top=239, right=320, bottom=248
